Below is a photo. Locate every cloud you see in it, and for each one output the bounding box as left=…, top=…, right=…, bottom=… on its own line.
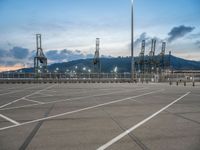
left=134, top=32, right=150, bottom=47
left=195, top=40, right=200, bottom=48
left=188, top=32, right=200, bottom=39
left=45, top=49, right=113, bottom=64
left=133, top=32, right=163, bottom=51
left=0, top=49, right=8, bottom=57
left=45, top=49, right=94, bottom=63
left=167, top=25, right=195, bottom=43
left=0, top=64, right=24, bottom=72
left=0, top=46, right=96, bottom=69
left=10, top=47, right=29, bottom=59
left=0, top=47, right=29, bottom=59
left=0, top=47, right=32, bottom=66
left=0, top=47, right=31, bottom=67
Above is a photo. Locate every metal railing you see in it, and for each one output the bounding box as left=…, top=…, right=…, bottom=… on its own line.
left=0, top=72, right=200, bottom=83
left=0, top=73, right=131, bottom=80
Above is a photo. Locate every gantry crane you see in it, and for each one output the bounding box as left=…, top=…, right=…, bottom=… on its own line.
left=148, top=39, right=156, bottom=74
left=34, top=34, right=47, bottom=75
left=93, top=38, right=101, bottom=73
left=139, top=40, right=145, bottom=74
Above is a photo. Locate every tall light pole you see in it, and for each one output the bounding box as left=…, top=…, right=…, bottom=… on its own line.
left=131, top=0, right=135, bottom=81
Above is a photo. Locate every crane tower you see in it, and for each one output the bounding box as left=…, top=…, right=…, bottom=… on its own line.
left=34, top=34, right=47, bottom=75
left=139, top=40, right=145, bottom=74
left=93, top=38, right=101, bottom=73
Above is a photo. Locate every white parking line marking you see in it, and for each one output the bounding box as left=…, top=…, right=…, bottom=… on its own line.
left=0, top=85, right=36, bottom=91
left=22, top=98, right=44, bottom=104
left=0, top=89, right=164, bottom=131
left=97, top=91, right=191, bottom=150
left=0, top=114, right=20, bottom=125
left=0, top=90, right=21, bottom=96
left=129, top=99, right=143, bottom=104
left=0, top=87, right=149, bottom=111
left=0, top=85, right=56, bottom=109
left=0, top=85, right=39, bottom=96
left=30, top=88, right=106, bottom=99
left=44, top=90, right=57, bottom=92
left=39, top=93, right=54, bottom=96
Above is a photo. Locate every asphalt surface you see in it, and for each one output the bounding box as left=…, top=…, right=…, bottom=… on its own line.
left=0, top=82, right=199, bottom=150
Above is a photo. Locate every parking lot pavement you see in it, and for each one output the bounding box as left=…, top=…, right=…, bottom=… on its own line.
left=0, top=83, right=199, bottom=150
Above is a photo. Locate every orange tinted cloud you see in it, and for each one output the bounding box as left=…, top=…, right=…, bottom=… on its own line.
left=0, top=65, right=24, bottom=72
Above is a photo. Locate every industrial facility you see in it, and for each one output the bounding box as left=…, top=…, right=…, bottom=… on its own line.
left=134, top=39, right=171, bottom=81
left=0, top=0, right=198, bottom=84
left=0, top=33, right=200, bottom=84
left=32, top=33, right=171, bottom=78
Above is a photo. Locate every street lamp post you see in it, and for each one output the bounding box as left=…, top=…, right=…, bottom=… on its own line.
left=131, top=0, right=135, bottom=81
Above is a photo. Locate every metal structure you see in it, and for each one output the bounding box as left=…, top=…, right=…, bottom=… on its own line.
left=93, top=38, right=101, bottom=73
left=139, top=40, right=146, bottom=74
left=1, top=72, right=200, bottom=84
left=131, top=0, right=135, bottom=80
left=149, top=39, right=156, bottom=57
left=169, top=51, right=172, bottom=72
left=160, top=42, right=166, bottom=73
left=134, top=39, right=171, bottom=81
left=34, top=34, right=47, bottom=75
left=148, top=39, right=157, bottom=74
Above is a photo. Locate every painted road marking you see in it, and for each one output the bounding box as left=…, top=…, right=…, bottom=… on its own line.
left=0, top=90, right=22, bottom=96
left=0, top=114, right=20, bottom=125
left=97, top=91, right=190, bottom=150
left=22, top=98, right=44, bottom=104
left=0, top=85, right=56, bottom=109
left=30, top=93, right=55, bottom=98
left=0, top=89, right=164, bottom=131
left=31, top=87, right=110, bottom=98
left=0, top=85, right=40, bottom=96
left=0, top=87, right=149, bottom=111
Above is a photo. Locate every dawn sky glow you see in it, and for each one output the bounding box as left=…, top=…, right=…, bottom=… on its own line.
left=0, top=0, right=200, bottom=70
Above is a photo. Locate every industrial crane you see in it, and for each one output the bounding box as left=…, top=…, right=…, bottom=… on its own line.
left=93, top=38, right=101, bottom=74
left=139, top=40, right=145, bottom=74
left=148, top=39, right=156, bottom=74
left=34, top=34, right=47, bottom=75
left=160, top=42, right=166, bottom=73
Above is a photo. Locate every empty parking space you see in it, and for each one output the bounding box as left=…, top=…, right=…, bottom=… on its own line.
left=0, top=83, right=199, bottom=150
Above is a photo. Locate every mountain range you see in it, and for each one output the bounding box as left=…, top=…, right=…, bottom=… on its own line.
left=17, top=55, right=200, bottom=73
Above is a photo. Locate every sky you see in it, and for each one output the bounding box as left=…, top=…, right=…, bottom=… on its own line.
left=0, top=0, right=200, bottom=71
